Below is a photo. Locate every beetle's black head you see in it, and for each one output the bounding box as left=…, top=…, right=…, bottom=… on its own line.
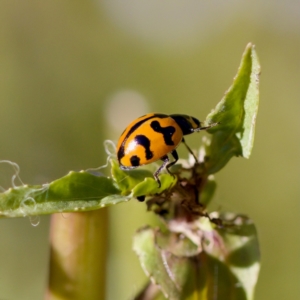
left=170, top=114, right=201, bottom=135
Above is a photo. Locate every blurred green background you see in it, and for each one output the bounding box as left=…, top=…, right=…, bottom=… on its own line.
left=0, top=1, right=299, bottom=299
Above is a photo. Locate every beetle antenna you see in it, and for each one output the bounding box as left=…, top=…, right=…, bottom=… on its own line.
left=198, top=121, right=220, bottom=131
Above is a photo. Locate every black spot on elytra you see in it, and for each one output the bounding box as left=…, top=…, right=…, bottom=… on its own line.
left=118, top=114, right=167, bottom=161
left=130, top=155, right=140, bottom=167
left=135, top=135, right=153, bottom=160
left=150, top=120, right=175, bottom=146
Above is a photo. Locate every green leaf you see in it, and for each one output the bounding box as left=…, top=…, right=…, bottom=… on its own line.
left=111, top=159, right=177, bottom=198
left=0, top=171, right=125, bottom=218
left=197, top=214, right=260, bottom=300
left=0, top=159, right=178, bottom=218
left=132, top=174, right=177, bottom=198
left=205, top=43, right=260, bottom=174
left=133, top=226, right=192, bottom=300
left=134, top=214, right=260, bottom=300
left=111, top=159, right=154, bottom=194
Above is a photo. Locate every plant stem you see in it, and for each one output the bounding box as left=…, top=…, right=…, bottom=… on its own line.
left=45, top=209, right=108, bottom=300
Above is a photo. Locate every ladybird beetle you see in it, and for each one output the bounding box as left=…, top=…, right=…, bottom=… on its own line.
left=117, top=113, right=218, bottom=187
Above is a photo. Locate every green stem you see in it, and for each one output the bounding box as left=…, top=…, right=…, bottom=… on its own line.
left=45, top=209, right=108, bottom=300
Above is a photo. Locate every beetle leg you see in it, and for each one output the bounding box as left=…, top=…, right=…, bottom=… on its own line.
left=153, top=155, right=169, bottom=188
left=154, top=150, right=181, bottom=187
left=166, top=150, right=178, bottom=175
left=182, top=137, right=198, bottom=162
